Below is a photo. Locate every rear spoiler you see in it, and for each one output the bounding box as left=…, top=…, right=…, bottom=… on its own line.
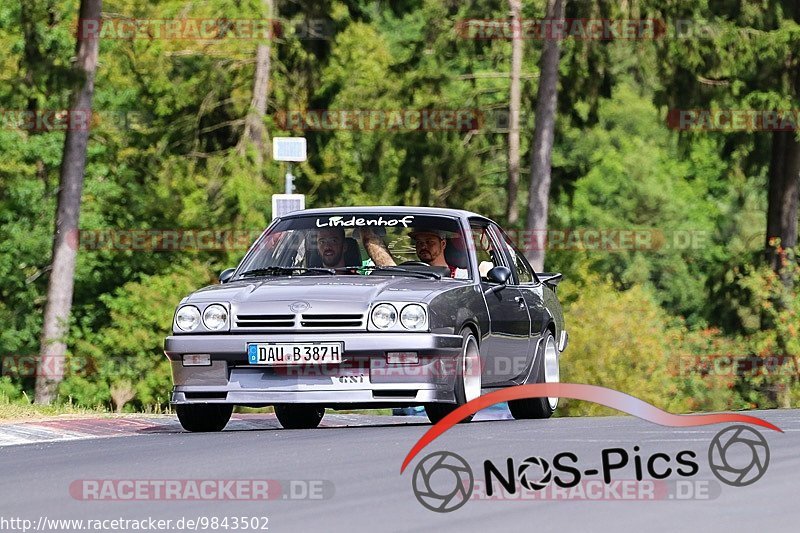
left=538, top=272, right=563, bottom=290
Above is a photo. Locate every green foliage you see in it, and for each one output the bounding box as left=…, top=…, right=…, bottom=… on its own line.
left=0, top=376, right=22, bottom=402
left=63, top=261, right=214, bottom=409
left=559, top=264, right=798, bottom=416
left=558, top=268, right=678, bottom=416
left=550, top=83, right=731, bottom=325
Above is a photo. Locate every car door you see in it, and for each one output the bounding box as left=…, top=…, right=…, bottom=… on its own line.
left=493, top=226, right=547, bottom=383
left=470, top=222, right=531, bottom=386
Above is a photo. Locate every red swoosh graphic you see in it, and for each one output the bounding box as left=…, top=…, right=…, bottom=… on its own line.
left=400, top=383, right=782, bottom=474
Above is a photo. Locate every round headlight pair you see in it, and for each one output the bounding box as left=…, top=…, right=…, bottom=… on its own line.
left=371, top=304, right=426, bottom=330
left=175, top=304, right=228, bottom=332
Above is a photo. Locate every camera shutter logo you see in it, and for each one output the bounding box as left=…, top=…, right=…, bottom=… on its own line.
left=708, top=425, right=770, bottom=487
left=517, top=456, right=552, bottom=491
left=411, top=451, right=473, bottom=513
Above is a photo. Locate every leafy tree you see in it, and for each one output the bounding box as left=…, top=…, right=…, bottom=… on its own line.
left=525, top=0, right=565, bottom=271
left=506, top=0, right=523, bottom=224
left=645, top=0, right=800, bottom=284
left=36, top=0, right=102, bottom=404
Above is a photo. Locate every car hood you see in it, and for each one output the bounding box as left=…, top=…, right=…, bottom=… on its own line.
left=184, top=275, right=442, bottom=306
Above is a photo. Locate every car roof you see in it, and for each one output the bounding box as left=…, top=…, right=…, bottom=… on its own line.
left=281, top=206, right=494, bottom=224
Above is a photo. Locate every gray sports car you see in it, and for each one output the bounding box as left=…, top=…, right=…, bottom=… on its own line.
left=164, top=207, right=567, bottom=431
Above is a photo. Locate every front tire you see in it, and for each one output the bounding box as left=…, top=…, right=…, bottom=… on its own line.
left=509, top=331, right=560, bottom=420
left=425, top=328, right=482, bottom=424
left=175, top=404, right=233, bottom=432
left=275, top=404, right=325, bottom=429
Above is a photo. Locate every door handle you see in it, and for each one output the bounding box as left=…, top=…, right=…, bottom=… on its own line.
left=514, top=296, right=526, bottom=309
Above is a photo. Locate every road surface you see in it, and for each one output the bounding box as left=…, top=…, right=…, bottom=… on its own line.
left=0, top=409, right=797, bottom=532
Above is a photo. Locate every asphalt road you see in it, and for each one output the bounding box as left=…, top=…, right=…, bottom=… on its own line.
left=1, top=409, right=798, bottom=533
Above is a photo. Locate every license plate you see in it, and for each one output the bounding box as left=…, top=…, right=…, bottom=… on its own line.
left=247, top=342, right=343, bottom=365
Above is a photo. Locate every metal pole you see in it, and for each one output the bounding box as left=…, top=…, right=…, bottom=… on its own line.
left=285, top=163, right=294, bottom=194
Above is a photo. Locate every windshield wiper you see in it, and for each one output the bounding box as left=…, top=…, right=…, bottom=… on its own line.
left=349, top=265, right=441, bottom=280
left=239, top=266, right=336, bottom=278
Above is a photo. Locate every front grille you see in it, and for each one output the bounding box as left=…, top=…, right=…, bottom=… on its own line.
left=300, top=314, right=364, bottom=328
left=233, top=312, right=366, bottom=330
left=235, top=314, right=294, bottom=328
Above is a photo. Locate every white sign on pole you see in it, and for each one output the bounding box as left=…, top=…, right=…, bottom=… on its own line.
left=272, top=137, right=307, bottom=162
left=272, top=194, right=305, bottom=219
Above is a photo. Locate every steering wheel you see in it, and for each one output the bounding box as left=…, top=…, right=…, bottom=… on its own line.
left=399, top=261, right=430, bottom=267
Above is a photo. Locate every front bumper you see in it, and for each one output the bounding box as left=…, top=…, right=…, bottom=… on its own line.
left=165, top=333, right=463, bottom=405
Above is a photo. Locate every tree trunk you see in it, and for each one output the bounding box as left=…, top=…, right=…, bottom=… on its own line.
left=524, top=0, right=565, bottom=271
left=506, top=0, right=523, bottom=225
left=35, top=0, right=102, bottom=404
left=239, top=0, right=274, bottom=163
left=765, top=130, right=800, bottom=284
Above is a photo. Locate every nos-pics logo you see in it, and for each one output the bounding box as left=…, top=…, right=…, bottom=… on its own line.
left=402, top=384, right=781, bottom=513
left=412, top=425, right=770, bottom=513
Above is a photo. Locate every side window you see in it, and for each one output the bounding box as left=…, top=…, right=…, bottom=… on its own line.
left=507, top=243, right=534, bottom=283
left=491, top=225, right=536, bottom=284
left=470, top=223, right=507, bottom=281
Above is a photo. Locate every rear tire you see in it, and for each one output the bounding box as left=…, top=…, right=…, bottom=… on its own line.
left=425, top=328, right=481, bottom=424
left=509, top=331, right=559, bottom=420
left=275, top=404, right=325, bottom=429
left=175, top=404, right=233, bottom=432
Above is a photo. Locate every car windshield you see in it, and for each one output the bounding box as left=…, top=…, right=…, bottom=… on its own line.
left=236, top=213, right=472, bottom=280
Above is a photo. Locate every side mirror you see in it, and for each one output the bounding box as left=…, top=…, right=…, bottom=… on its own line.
left=484, top=266, right=512, bottom=294
left=486, top=265, right=511, bottom=285
left=219, top=268, right=236, bottom=284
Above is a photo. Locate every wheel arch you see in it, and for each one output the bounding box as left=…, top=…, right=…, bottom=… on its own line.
left=459, top=319, right=480, bottom=345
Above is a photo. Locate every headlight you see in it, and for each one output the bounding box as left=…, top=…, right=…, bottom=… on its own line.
left=202, top=304, right=228, bottom=331
left=371, top=304, right=397, bottom=329
left=400, top=304, right=427, bottom=330
left=175, top=306, right=201, bottom=332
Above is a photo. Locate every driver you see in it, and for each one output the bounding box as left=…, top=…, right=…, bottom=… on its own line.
left=316, top=227, right=346, bottom=269
left=410, top=229, right=469, bottom=279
